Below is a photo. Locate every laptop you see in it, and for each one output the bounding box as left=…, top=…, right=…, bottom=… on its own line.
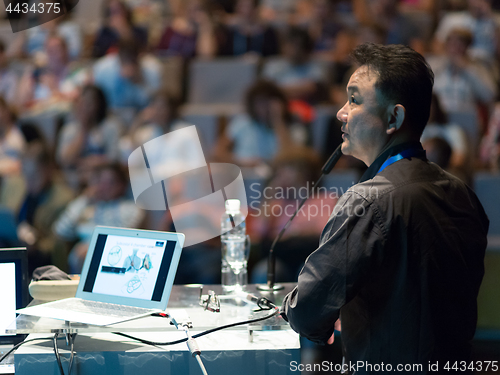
left=0, top=248, right=29, bottom=374
left=17, top=226, right=184, bottom=326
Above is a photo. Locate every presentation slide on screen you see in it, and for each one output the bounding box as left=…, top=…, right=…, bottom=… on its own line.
left=92, top=235, right=167, bottom=300
left=0, top=263, right=16, bottom=336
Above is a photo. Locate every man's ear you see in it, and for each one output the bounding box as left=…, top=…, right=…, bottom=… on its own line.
left=386, top=104, right=405, bottom=135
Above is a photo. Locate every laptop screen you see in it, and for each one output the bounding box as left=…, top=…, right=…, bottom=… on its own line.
left=0, top=248, right=28, bottom=344
left=82, top=234, right=176, bottom=302
left=0, top=263, right=16, bottom=338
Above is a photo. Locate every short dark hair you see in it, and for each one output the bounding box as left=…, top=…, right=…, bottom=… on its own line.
left=351, top=43, right=434, bottom=137
left=117, top=38, right=140, bottom=64
left=284, top=26, right=314, bottom=54
left=446, top=28, right=473, bottom=49
left=95, top=162, right=129, bottom=187
left=245, top=79, right=291, bottom=123
left=81, top=85, right=108, bottom=124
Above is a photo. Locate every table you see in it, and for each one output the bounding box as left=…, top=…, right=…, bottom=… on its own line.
left=9, top=284, right=300, bottom=375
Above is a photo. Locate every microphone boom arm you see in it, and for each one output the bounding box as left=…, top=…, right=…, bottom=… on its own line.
left=257, top=144, right=343, bottom=292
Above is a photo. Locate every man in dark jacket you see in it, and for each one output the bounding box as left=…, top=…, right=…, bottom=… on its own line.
left=281, top=43, right=489, bottom=373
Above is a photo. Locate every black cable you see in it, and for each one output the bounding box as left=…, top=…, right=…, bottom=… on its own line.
left=113, top=307, right=280, bottom=346
left=53, top=333, right=65, bottom=375
left=0, top=336, right=56, bottom=364
left=68, top=334, right=76, bottom=375
left=53, top=333, right=78, bottom=375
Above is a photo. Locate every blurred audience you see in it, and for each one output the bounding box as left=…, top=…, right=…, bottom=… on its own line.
left=0, top=97, right=25, bottom=176
left=435, top=0, right=499, bottom=63
left=0, top=41, right=18, bottom=107
left=262, top=26, right=328, bottom=104
left=53, top=163, right=144, bottom=273
left=17, top=141, right=74, bottom=274
left=480, top=100, right=500, bottom=171
left=17, top=35, right=86, bottom=109
left=93, top=39, right=162, bottom=120
left=249, top=149, right=336, bottom=283
left=56, top=85, right=123, bottom=189
left=296, top=0, right=349, bottom=54
left=422, top=137, right=453, bottom=170
left=122, top=90, right=204, bottom=180
left=353, top=0, right=426, bottom=47
left=421, top=94, right=469, bottom=176
left=430, top=28, right=496, bottom=151
left=218, top=0, right=279, bottom=57
left=10, top=10, right=82, bottom=60
left=92, top=0, right=148, bottom=58
left=157, top=0, right=219, bottom=58
left=213, top=80, right=308, bottom=168
left=120, top=90, right=192, bottom=157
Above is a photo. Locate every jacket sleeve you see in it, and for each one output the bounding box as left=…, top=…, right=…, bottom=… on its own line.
left=280, top=190, right=387, bottom=344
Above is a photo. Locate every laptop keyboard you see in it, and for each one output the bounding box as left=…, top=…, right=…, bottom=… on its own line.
left=49, top=299, right=155, bottom=318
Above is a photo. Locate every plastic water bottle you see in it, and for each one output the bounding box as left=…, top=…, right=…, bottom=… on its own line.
left=221, top=199, right=247, bottom=293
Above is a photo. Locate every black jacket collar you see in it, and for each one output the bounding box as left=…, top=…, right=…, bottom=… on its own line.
left=359, top=141, right=426, bottom=183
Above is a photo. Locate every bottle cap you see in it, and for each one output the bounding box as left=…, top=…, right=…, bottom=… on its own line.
left=225, top=199, right=241, bottom=214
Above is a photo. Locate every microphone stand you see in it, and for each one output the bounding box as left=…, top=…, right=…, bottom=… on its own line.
left=257, top=144, right=344, bottom=292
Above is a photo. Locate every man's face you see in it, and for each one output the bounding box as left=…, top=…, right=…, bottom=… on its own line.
left=336, top=65, right=390, bottom=165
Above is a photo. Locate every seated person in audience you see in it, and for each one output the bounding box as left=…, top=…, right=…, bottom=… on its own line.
left=156, top=197, right=222, bottom=284
left=92, top=0, right=148, bottom=58
left=0, top=97, right=26, bottom=176
left=9, top=8, right=82, bottom=60
left=296, top=0, right=348, bottom=54
left=0, top=41, right=18, bottom=107
left=480, top=100, right=500, bottom=171
left=262, top=26, right=328, bottom=104
left=218, top=0, right=279, bottom=57
left=156, top=0, right=219, bottom=58
left=17, top=141, right=74, bottom=274
left=57, top=85, right=123, bottom=189
left=213, top=80, right=308, bottom=168
left=53, top=163, right=144, bottom=273
left=93, top=38, right=162, bottom=120
left=249, top=148, right=337, bottom=283
left=353, top=0, right=426, bottom=47
left=421, top=94, right=469, bottom=174
left=17, top=35, right=87, bottom=109
left=435, top=0, right=499, bottom=63
left=120, top=90, right=191, bottom=160
left=422, top=137, right=453, bottom=170
left=430, top=27, right=496, bottom=150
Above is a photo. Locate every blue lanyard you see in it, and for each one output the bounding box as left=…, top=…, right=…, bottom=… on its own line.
left=377, top=148, right=424, bottom=174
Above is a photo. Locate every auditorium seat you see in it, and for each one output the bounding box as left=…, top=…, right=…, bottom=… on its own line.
left=187, top=57, right=259, bottom=104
